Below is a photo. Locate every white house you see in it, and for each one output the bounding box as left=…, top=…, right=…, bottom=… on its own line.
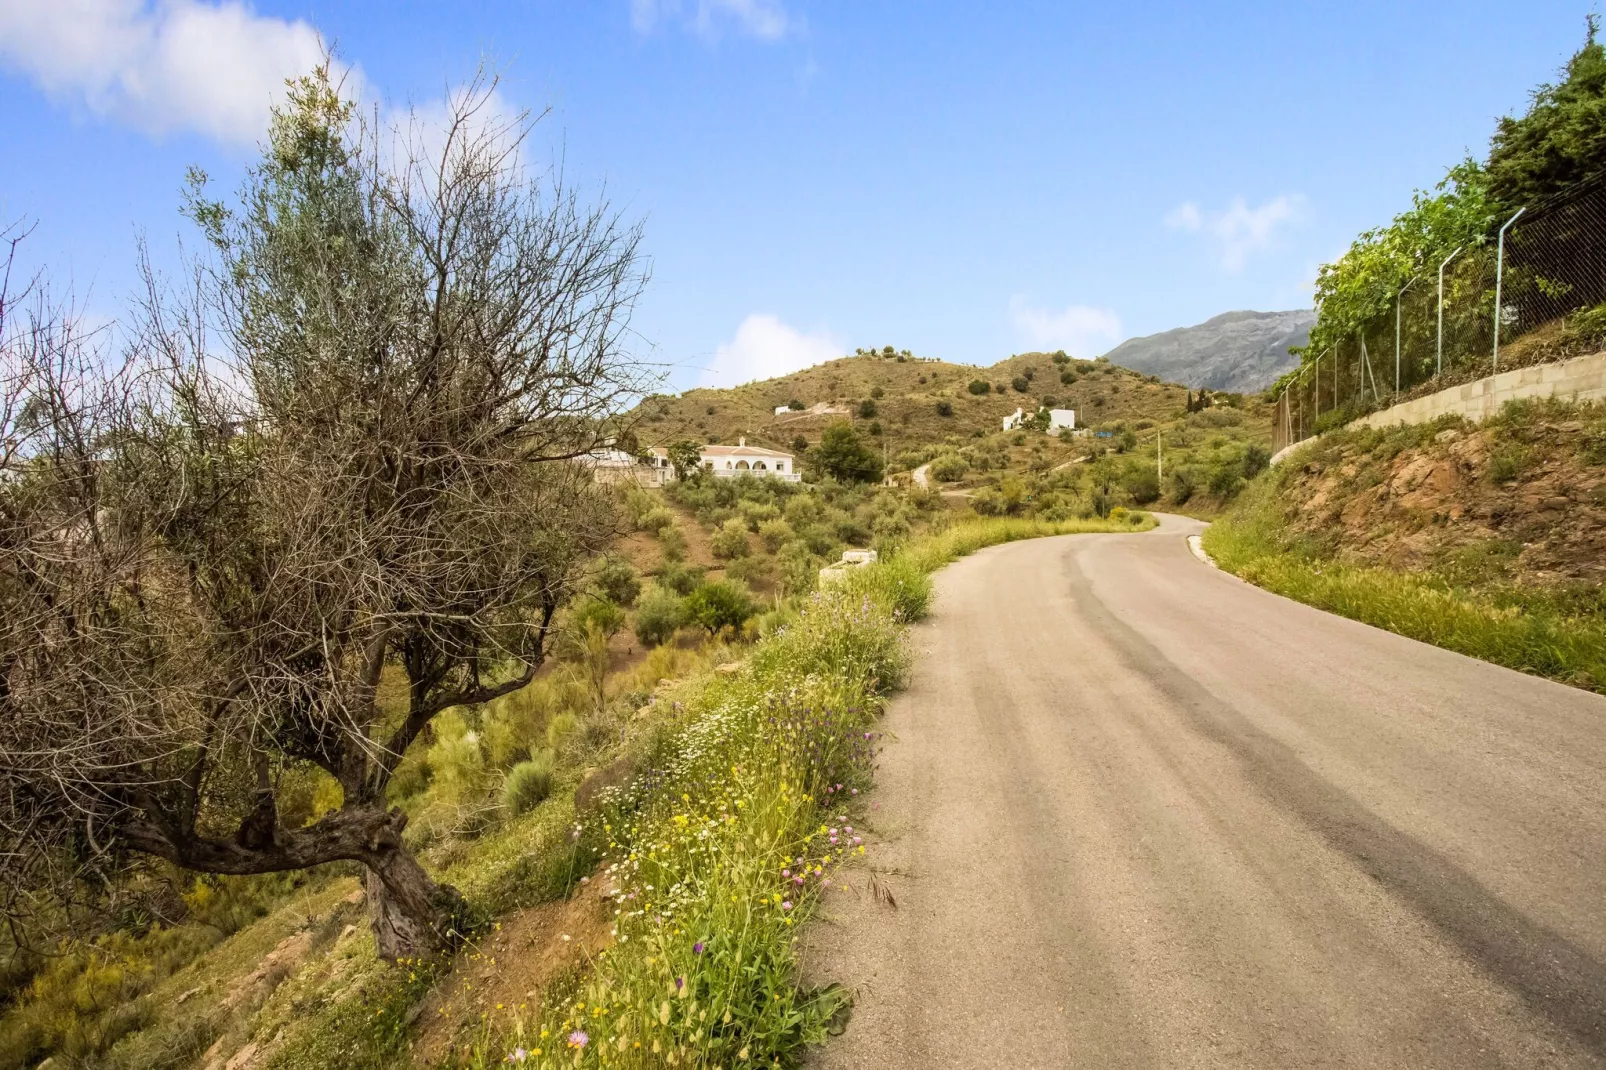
left=578, top=447, right=673, bottom=487
left=697, top=438, right=800, bottom=481
left=774, top=405, right=791, bottom=416
left=1004, top=407, right=1076, bottom=433
left=647, top=438, right=800, bottom=482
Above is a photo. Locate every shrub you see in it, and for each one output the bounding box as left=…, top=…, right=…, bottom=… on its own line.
left=639, top=506, right=675, bottom=535
left=711, top=517, right=752, bottom=559
left=570, top=596, right=626, bottom=639
left=658, top=561, right=704, bottom=595
left=811, top=422, right=884, bottom=483
left=870, top=386, right=884, bottom=399
left=1487, top=441, right=1534, bottom=483
left=1208, top=463, right=1244, bottom=498
left=1060, top=370, right=1076, bottom=385
left=502, top=751, right=556, bottom=815
left=737, top=499, right=780, bottom=531
left=792, top=434, right=809, bottom=452
left=1125, top=468, right=1161, bottom=504
left=1240, top=443, right=1271, bottom=480
left=935, top=399, right=953, bottom=417
left=684, top=580, right=757, bottom=634
left=787, top=398, right=805, bottom=410
left=546, top=711, right=581, bottom=750
left=1012, top=376, right=1030, bottom=392
left=776, top=540, right=819, bottom=596
left=842, top=556, right=932, bottom=622
left=1170, top=466, right=1198, bottom=504
left=929, top=453, right=968, bottom=482
left=868, top=421, right=882, bottom=436
left=1052, top=351, right=1069, bottom=364
left=592, top=557, right=641, bottom=606
left=758, top=517, right=795, bottom=552
left=968, top=379, right=990, bottom=395
left=858, top=399, right=877, bottom=418
left=634, top=584, right=686, bottom=646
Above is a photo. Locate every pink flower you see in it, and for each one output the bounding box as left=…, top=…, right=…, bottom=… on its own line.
left=782, top=900, right=793, bottom=910
left=568, top=1031, right=589, bottom=1049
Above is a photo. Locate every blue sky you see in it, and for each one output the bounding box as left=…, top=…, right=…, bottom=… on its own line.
left=0, top=1, right=1591, bottom=390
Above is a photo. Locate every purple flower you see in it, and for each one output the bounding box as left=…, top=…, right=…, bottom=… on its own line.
left=782, top=868, right=791, bottom=878
left=782, top=900, right=793, bottom=910
left=506, top=1049, right=529, bottom=1064
left=693, top=941, right=706, bottom=954
left=675, top=976, right=685, bottom=991
left=568, top=1031, right=589, bottom=1049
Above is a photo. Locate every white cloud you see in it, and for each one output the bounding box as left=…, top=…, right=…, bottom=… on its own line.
left=1166, top=194, right=1305, bottom=271
left=631, top=0, right=790, bottom=40
left=1007, top=297, right=1123, bottom=359
left=702, top=314, right=839, bottom=387
left=0, top=0, right=340, bottom=146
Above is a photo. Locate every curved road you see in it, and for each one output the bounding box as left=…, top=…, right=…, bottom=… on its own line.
left=807, top=514, right=1606, bottom=1069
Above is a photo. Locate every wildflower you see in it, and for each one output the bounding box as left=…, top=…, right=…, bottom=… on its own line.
left=693, top=941, right=706, bottom=954
left=506, top=1048, right=529, bottom=1064
left=568, top=1030, right=589, bottom=1049
left=782, top=900, right=793, bottom=910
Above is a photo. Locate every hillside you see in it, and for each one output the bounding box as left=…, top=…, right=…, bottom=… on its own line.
left=1101, top=309, right=1314, bottom=393
left=1205, top=397, right=1606, bottom=690
left=633, top=350, right=1199, bottom=465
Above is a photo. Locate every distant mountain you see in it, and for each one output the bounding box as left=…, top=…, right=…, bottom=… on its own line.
left=1101, top=309, right=1314, bottom=393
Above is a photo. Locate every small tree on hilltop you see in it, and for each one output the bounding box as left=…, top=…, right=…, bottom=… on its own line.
left=0, top=67, right=645, bottom=962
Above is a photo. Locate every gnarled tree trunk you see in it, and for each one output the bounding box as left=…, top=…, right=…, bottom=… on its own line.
left=360, top=810, right=469, bottom=962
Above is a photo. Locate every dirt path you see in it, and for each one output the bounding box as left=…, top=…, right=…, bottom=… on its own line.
left=805, top=514, right=1606, bottom=1069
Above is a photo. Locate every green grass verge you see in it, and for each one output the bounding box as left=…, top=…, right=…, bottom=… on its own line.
left=445, top=514, right=1148, bottom=1069
left=1204, top=476, right=1606, bottom=692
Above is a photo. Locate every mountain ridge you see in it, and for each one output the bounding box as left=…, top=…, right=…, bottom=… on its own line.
left=1101, top=309, right=1314, bottom=393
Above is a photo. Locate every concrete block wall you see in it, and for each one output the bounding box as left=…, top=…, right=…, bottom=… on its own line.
left=1352, top=349, right=1606, bottom=431
left=1271, top=350, right=1606, bottom=465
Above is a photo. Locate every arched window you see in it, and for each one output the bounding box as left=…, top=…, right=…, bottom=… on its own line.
left=735, top=460, right=750, bottom=470
left=754, top=461, right=767, bottom=470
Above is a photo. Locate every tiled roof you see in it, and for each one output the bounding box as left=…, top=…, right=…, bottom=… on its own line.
left=699, top=444, right=793, bottom=459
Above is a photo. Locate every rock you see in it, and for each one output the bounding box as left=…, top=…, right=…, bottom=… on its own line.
left=575, top=756, right=636, bottom=813
left=175, top=986, right=203, bottom=1004
left=1434, top=428, right=1460, bottom=443
left=223, top=1042, right=258, bottom=1070
left=1543, top=496, right=1571, bottom=511
left=343, top=887, right=366, bottom=906
left=714, top=661, right=743, bottom=674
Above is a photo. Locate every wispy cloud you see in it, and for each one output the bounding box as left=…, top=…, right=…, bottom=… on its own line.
left=702, top=314, right=839, bottom=387
left=1007, top=297, right=1123, bottom=359
left=1165, top=194, right=1305, bottom=271
left=631, top=0, right=791, bottom=40
left=0, top=0, right=345, bottom=146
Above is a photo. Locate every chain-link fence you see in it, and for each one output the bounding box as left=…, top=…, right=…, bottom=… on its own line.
left=1273, top=179, right=1606, bottom=454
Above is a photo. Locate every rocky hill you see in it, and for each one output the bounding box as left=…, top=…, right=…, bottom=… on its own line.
left=1100, top=310, right=1314, bottom=393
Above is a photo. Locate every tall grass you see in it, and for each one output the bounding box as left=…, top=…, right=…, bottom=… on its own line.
left=1205, top=477, right=1606, bottom=692
left=448, top=513, right=1152, bottom=1068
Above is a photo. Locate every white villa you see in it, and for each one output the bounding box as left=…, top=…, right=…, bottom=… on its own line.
left=1003, top=407, right=1076, bottom=433
left=696, top=438, right=800, bottom=481
left=645, top=438, right=800, bottom=482
left=578, top=447, right=673, bottom=487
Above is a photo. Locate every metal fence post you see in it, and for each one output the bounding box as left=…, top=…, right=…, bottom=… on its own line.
left=1395, top=276, right=1418, bottom=394
left=1494, top=207, right=1526, bottom=373
left=1436, top=246, right=1462, bottom=378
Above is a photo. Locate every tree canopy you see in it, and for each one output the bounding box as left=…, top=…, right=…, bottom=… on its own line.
left=809, top=421, right=884, bottom=483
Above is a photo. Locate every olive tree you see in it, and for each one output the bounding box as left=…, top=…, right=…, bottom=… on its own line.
left=0, top=68, right=645, bottom=961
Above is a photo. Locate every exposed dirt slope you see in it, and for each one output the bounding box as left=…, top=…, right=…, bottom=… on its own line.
left=1271, top=399, right=1606, bottom=587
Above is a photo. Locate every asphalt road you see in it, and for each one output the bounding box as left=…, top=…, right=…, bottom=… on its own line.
left=806, top=514, right=1606, bottom=1069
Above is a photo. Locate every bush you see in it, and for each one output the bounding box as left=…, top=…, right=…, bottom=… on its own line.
left=502, top=750, right=556, bottom=815
left=1125, top=468, right=1161, bottom=504
left=571, top=596, right=626, bottom=638
left=776, top=540, right=819, bottom=596
left=639, top=506, right=675, bottom=535
left=684, top=580, right=757, bottom=634
left=711, top=517, right=752, bottom=559
left=792, top=434, right=809, bottom=452
left=811, top=422, right=884, bottom=483
left=758, top=518, right=794, bottom=552
left=968, top=379, right=990, bottom=395
left=592, top=557, right=641, bottom=606
left=787, top=398, right=805, bottom=410
left=1208, top=463, right=1244, bottom=498
left=935, top=399, right=953, bottom=417
left=1170, top=466, right=1198, bottom=504
left=658, top=561, right=704, bottom=596
left=634, top=585, right=686, bottom=646
left=1060, top=370, right=1076, bottom=385
left=929, top=453, right=968, bottom=482
left=841, top=556, right=932, bottom=622
left=1240, top=443, right=1271, bottom=480
left=1012, top=376, right=1030, bottom=393
left=870, top=386, right=884, bottom=399
left=1052, top=350, right=1069, bottom=364
left=857, top=399, right=877, bottom=418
